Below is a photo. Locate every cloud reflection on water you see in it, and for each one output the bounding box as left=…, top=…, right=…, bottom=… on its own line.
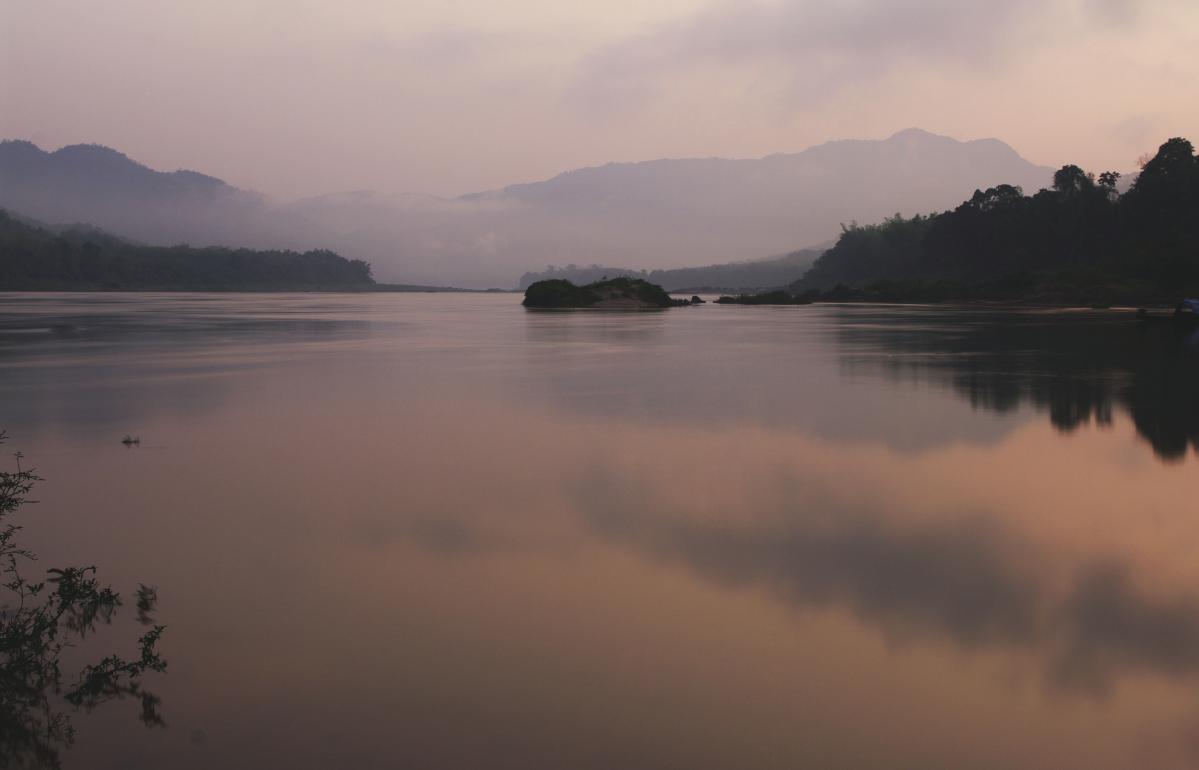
left=577, top=468, right=1199, bottom=695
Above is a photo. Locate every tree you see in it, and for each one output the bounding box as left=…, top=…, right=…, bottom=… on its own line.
left=0, top=432, right=166, bottom=768
left=1120, top=138, right=1199, bottom=282
left=966, top=184, right=1025, bottom=212
left=1097, top=171, right=1121, bottom=190
left=789, top=135, right=1198, bottom=297
left=1096, top=171, right=1121, bottom=202
left=1136, top=138, right=1196, bottom=183
left=1052, top=165, right=1095, bottom=196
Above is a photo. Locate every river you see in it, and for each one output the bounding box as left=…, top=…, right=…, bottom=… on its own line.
left=1, top=292, right=1197, bottom=769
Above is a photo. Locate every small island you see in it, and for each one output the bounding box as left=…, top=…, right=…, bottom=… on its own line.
left=523, top=276, right=694, bottom=309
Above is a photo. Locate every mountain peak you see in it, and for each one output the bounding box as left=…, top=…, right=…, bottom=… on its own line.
left=0, top=139, right=42, bottom=152
left=53, top=142, right=132, bottom=161
left=0, top=140, right=47, bottom=166
left=885, top=127, right=956, bottom=143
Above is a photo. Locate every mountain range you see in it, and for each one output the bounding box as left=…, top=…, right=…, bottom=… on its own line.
left=0, top=129, right=1055, bottom=288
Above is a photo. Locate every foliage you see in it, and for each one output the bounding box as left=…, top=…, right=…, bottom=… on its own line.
left=794, top=137, right=1199, bottom=298
left=590, top=276, right=684, bottom=307
left=0, top=432, right=166, bottom=769
left=522, top=278, right=601, bottom=308
left=523, top=276, right=685, bottom=308
left=0, top=210, right=374, bottom=291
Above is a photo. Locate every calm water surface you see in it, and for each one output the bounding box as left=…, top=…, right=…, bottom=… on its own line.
left=1, top=292, right=1198, bottom=769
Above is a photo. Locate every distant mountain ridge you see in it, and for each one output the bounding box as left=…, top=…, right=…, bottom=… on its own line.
left=0, top=140, right=231, bottom=194
left=477, top=129, right=1041, bottom=209
left=0, top=130, right=1057, bottom=287
left=0, top=139, right=265, bottom=249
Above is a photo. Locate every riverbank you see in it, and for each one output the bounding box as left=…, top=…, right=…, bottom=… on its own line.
left=718, top=275, right=1198, bottom=309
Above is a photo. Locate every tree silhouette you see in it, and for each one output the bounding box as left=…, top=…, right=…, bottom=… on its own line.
left=1052, top=165, right=1094, bottom=196
left=0, top=432, right=166, bottom=769
left=1097, top=171, right=1121, bottom=190
left=794, top=136, right=1199, bottom=297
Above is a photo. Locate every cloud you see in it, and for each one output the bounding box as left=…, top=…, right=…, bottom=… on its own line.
left=565, top=0, right=1187, bottom=116
left=586, top=490, right=1043, bottom=646
left=569, top=0, right=1046, bottom=113
left=1084, top=0, right=1141, bottom=25
left=1052, top=562, right=1199, bottom=692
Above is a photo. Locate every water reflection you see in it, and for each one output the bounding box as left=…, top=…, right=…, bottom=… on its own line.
left=0, top=293, right=378, bottom=438
left=1, top=294, right=1198, bottom=769
left=835, top=306, right=1199, bottom=460
left=579, top=469, right=1199, bottom=694
left=522, top=309, right=670, bottom=346
left=0, top=293, right=376, bottom=354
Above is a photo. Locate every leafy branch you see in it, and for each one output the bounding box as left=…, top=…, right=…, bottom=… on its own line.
left=0, top=431, right=167, bottom=769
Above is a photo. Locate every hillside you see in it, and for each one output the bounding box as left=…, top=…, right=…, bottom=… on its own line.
left=0, top=140, right=269, bottom=251
left=0, top=210, right=374, bottom=291
left=787, top=138, right=1199, bottom=303
left=1, top=130, right=1055, bottom=288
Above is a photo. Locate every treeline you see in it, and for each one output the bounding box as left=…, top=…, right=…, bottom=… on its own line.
left=794, top=138, right=1199, bottom=301
left=0, top=209, right=374, bottom=290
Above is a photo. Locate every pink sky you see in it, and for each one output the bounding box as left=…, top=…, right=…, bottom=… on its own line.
left=2, top=0, right=1195, bottom=199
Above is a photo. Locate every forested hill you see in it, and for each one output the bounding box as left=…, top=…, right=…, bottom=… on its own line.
left=0, top=210, right=374, bottom=291
left=793, top=137, right=1199, bottom=301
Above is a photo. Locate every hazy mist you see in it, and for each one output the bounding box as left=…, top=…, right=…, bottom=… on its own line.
left=0, top=130, right=1052, bottom=287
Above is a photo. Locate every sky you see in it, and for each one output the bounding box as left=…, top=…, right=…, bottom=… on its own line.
left=2, top=0, right=1196, bottom=200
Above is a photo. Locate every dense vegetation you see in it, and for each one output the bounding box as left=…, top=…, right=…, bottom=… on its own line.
left=523, top=276, right=688, bottom=308
left=791, top=137, right=1199, bottom=303
left=0, top=210, right=375, bottom=291
left=523, top=278, right=602, bottom=307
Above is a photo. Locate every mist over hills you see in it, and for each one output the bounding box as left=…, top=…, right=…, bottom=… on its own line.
left=0, top=130, right=1054, bottom=288
left=517, top=246, right=828, bottom=292
left=0, top=140, right=266, bottom=248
